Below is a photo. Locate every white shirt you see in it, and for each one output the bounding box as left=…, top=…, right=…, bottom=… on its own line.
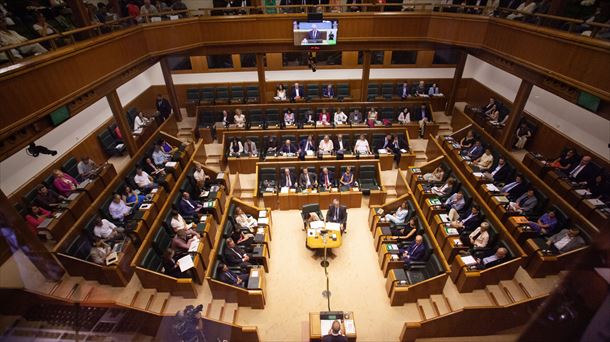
left=354, top=139, right=370, bottom=154
left=570, top=163, right=586, bottom=178
left=398, top=111, right=411, bottom=124
left=171, top=215, right=189, bottom=232
left=194, top=169, right=207, bottom=183
left=134, top=116, right=148, bottom=134
left=336, top=139, right=345, bottom=151
left=554, top=235, right=572, bottom=251
left=234, top=114, right=246, bottom=127
left=134, top=171, right=152, bottom=187
left=94, top=219, right=117, bottom=239
left=334, top=112, right=347, bottom=125
left=109, top=200, right=131, bottom=220
left=319, top=140, right=334, bottom=153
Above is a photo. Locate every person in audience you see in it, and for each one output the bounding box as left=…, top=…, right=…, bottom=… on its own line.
left=326, top=199, right=348, bottom=233
left=0, top=16, right=48, bottom=61
left=243, top=138, right=257, bottom=156
left=528, top=209, right=558, bottom=235
left=155, top=94, right=171, bottom=121
left=322, top=84, right=335, bottom=99
left=461, top=221, right=490, bottom=248
left=449, top=205, right=483, bottom=231
left=486, top=108, right=500, bottom=122
left=171, top=229, right=199, bottom=255
left=323, top=320, right=347, bottom=342
left=266, top=136, right=279, bottom=154
left=133, top=112, right=150, bottom=135
left=319, top=135, right=334, bottom=154
left=474, top=247, right=507, bottom=269
left=587, top=174, right=609, bottom=200
left=390, top=134, right=407, bottom=164
left=414, top=80, right=427, bottom=95
left=428, top=83, right=440, bottom=95
left=430, top=177, right=456, bottom=197
left=89, top=239, right=112, bottom=265
left=134, top=166, right=156, bottom=191
left=280, top=168, right=296, bottom=189
left=472, top=148, right=494, bottom=171
left=500, top=175, right=527, bottom=200
left=391, top=217, right=418, bottom=239
left=152, top=144, right=171, bottom=166
left=400, top=235, right=425, bottom=265
left=140, top=0, right=158, bottom=17
left=25, top=205, right=51, bottom=234
left=77, top=156, right=99, bottom=180
left=483, top=157, right=510, bottom=183
left=318, top=108, right=332, bottom=126
left=233, top=109, right=246, bottom=128
left=423, top=166, right=444, bottom=183
left=414, top=104, right=431, bottom=138
left=506, top=0, right=536, bottom=19
left=544, top=227, right=586, bottom=254
left=35, top=184, right=65, bottom=210
left=275, top=84, right=287, bottom=101
left=340, top=167, right=354, bottom=190
left=221, top=110, right=231, bottom=127
left=179, top=192, right=203, bottom=218
left=233, top=223, right=255, bottom=250
left=291, top=82, right=304, bottom=101
left=302, top=109, right=316, bottom=125
left=171, top=0, right=188, bottom=11
left=299, top=168, right=318, bottom=189
left=319, top=167, right=335, bottom=191
left=334, top=108, right=347, bottom=125
left=354, top=134, right=371, bottom=155
left=218, top=262, right=249, bottom=287
left=349, top=109, right=363, bottom=124
left=397, top=107, right=411, bottom=124
left=159, top=139, right=177, bottom=154
left=162, top=248, right=190, bottom=278
left=482, top=98, right=496, bottom=115
left=379, top=134, right=394, bottom=154
left=334, top=134, right=348, bottom=154
left=52, top=169, right=79, bottom=197
left=367, top=107, right=378, bottom=126
left=93, top=217, right=124, bottom=242
left=299, top=135, right=316, bottom=156
left=109, top=194, right=132, bottom=222
left=444, top=192, right=466, bottom=221
left=222, top=238, right=251, bottom=269
left=508, top=188, right=538, bottom=215
left=144, top=157, right=166, bottom=180
left=459, top=130, right=476, bottom=150
left=235, top=207, right=257, bottom=230
left=568, top=156, right=596, bottom=183
left=398, top=82, right=410, bottom=99
left=32, top=13, right=58, bottom=37
left=193, top=163, right=210, bottom=189
left=123, top=186, right=146, bottom=209
left=280, top=139, right=297, bottom=155
left=513, top=123, right=532, bottom=150
left=228, top=137, right=243, bottom=156
left=382, top=201, right=409, bottom=224
left=170, top=210, right=198, bottom=235
left=549, top=148, right=579, bottom=172
left=284, top=108, right=295, bottom=126
left=464, top=140, right=484, bottom=160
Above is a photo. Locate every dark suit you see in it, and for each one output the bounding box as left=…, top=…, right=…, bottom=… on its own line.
left=322, top=87, right=334, bottom=98
left=401, top=242, right=425, bottom=264
left=413, top=107, right=431, bottom=122
left=490, top=163, right=511, bottom=183
left=459, top=212, right=483, bottom=233
left=219, top=269, right=248, bottom=287
left=299, top=139, right=316, bottom=153
left=569, top=163, right=597, bottom=182
left=223, top=245, right=249, bottom=267
left=465, top=145, right=484, bottom=160
left=326, top=205, right=347, bottom=227
left=280, top=173, right=297, bottom=188
left=178, top=198, right=200, bottom=217
left=156, top=98, right=171, bottom=120
left=299, top=173, right=318, bottom=189
left=398, top=85, right=410, bottom=98
left=307, top=29, right=322, bottom=41
left=291, top=86, right=305, bottom=100
left=280, top=143, right=297, bottom=154
left=378, top=138, right=393, bottom=151
left=334, top=138, right=349, bottom=152
left=501, top=181, right=527, bottom=201
left=319, top=171, right=335, bottom=188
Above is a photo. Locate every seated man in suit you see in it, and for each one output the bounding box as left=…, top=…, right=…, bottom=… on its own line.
left=463, top=140, right=484, bottom=160
left=299, top=168, right=318, bottom=189
left=35, top=184, right=66, bottom=211
left=399, top=234, right=426, bottom=266
left=390, top=134, right=407, bottom=164
left=280, top=139, right=298, bottom=155
left=398, top=81, right=410, bottom=99
left=280, top=168, right=297, bottom=189
left=326, top=199, right=348, bottom=233
left=334, top=134, right=349, bottom=154
left=178, top=192, right=203, bottom=218
left=500, top=175, right=527, bottom=201
left=319, top=167, right=335, bottom=191
left=460, top=222, right=490, bottom=248
left=474, top=247, right=508, bottom=269
left=378, top=134, right=394, bottom=154
left=483, top=157, right=510, bottom=184
left=543, top=227, right=586, bottom=254
left=222, top=238, right=251, bottom=269
left=449, top=205, right=482, bottom=232
left=568, top=156, right=596, bottom=183
left=299, top=135, right=316, bottom=156
left=443, top=192, right=466, bottom=221
left=217, top=263, right=249, bottom=288
left=508, top=189, right=538, bottom=215
left=291, top=82, right=304, bottom=101
left=322, top=84, right=335, bottom=99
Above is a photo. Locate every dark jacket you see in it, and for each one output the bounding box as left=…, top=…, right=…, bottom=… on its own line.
left=326, top=205, right=347, bottom=225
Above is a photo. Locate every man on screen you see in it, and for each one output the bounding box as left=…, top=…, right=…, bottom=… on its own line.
left=307, top=24, right=323, bottom=42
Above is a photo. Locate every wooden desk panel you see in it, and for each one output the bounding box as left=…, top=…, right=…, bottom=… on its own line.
left=309, top=311, right=356, bottom=342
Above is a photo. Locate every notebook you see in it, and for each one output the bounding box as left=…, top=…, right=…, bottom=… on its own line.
left=259, top=210, right=267, bottom=217
left=257, top=217, right=269, bottom=225
left=67, top=193, right=79, bottom=201
left=188, top=239, right=200, bottom=253
left=461, top=255, right=477, bottom=266
left=177, top=255, right=195, bottom=272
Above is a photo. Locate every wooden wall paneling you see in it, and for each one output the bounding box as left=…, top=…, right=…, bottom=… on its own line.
left=360, top=51, right=372, bottom=102
left=256, top=53, right=267, bottom=104
left=500, top=80, right=532, bottom=147
left=190, top=56, right=205, bottom=72
left=416, top=50, right=435, bottom=67
left=342, top=51, right=359, bottom=67
left=265, top=53, right=283, bottom=69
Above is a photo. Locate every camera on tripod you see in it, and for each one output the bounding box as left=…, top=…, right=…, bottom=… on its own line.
left=26, top=143, right=58, bottom=157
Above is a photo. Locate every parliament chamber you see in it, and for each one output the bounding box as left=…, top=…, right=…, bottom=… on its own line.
left=0, top=0, right=609, bottom=341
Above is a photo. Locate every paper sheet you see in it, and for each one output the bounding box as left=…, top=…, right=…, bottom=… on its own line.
left=177, top=255, right=195, bottom=272
left=461, top=255, right=477, bottom=265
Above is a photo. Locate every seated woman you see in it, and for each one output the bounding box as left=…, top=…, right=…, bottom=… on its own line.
left=382, top=201, right=409, bottom=224
left=334, top=108, right=347, bottom=125
left=459, top=130, right=476, bottom=150
left=25, top=205, right=51, bottom=235
left=549, top=148, right=579, bottom=172
left=228, top=137, right=243, bottom=156
left=486, top=109, right=499, bottom=122
left=514, top=123, right=532, bottom=150
left=318, top=108, right=331, bottom=126
left=391, top=217, right=418, bottom=239
left=266, top=136, right=279, bottom=154
left=144, top=157, right=166, bottom=178
left=89, top=239, right=112, bottom=265
left=235, top=207, right=257, bottom=230
left=423, top=166, right=444, bottom=183
left=367, top=107, right=378, bottom=126
left=472, top=148, right=494, bottom=171
left=430, top=177, right=456, bottom=197
left=170, top=210, right=199, bottom=236
left=162, top=248, right=191, bottom=278
left=123, top=186, right=146, bottom=209
left=274, top=84, right=287, bottom=101
left=159, top=139, right=177, bottom=154
left=397, top=107, right=411, bottom=124
left=339, top=166, right=355, bottom=190
left=354, top=134, right=371, bottom=155
left=284, top=109, right=295, bottom=126
left=233, top=109, right=246, bottom=128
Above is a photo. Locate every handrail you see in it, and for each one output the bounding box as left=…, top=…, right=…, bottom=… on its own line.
left=0, top=3, right=607, bottom=67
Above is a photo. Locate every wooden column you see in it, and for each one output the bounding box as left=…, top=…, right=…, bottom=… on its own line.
left=0, top=191, right=65, bottom=281
left=107, top=91, right=138, bottom=157
left=160, top=58, right=182, bottom=121
left=256, top=53, right=267, bottom=104
left=360, top=51, right=372, bottom=102
left=445, top=50, right=467, bottom=116
left=500, top=80, right=533, bottom=148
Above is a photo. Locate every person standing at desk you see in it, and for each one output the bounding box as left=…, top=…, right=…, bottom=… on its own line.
left=326, top=199, right=347, bottom=233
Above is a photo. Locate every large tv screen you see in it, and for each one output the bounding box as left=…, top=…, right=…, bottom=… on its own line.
left=577, top=91, right=601, bottom=113
left=49, top=106, right=70, bottom=127
left=293, top=20, right=337, bottom=46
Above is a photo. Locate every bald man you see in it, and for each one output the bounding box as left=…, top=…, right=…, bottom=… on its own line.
left=568, top=156, right=597, bottom=183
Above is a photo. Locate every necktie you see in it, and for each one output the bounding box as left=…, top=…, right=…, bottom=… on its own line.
left=335, top=208, right=339, bottom=220
left=226, top=272, right=237, bottom=282
left=287, top=176, right=291, bottom=187
left=570, top=164, right=584, bottom=177
left=326, top=175, right=329, bottom=186
left=231, top=248, right=242, bottom=258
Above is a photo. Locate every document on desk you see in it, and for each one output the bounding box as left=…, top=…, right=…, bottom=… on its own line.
left=321, top=320, right=334, bottom=336
left=575, top=189, right=591, bottom=196
left=188, top=239, right=200, bottom=253
left=310, top=221, right=325, bottom=229
left=472, top=172, right=484, bottom=178
left=485, top=184, right=500, bottom=192
left=344, top=319, right=356, bottom=334
left=280, top=187, right=289, bottom=194
left=177, top=255, right=195, bottom=272
left=259, top=210, right=267, bottom=217
left=326, top=222, right=341, bottom=231
left=257, top=217, right=269, bottom=225
left=377, top=149, right=388, bottom=154
left=165, top=161, right=177, bottom=168
left=439, top=214, right=450, bottom=223
left=139, top=203, right=152, bottom=210
left=587, top=198, right=605, bottom=207
left=461, top=255, right=477, bottom=266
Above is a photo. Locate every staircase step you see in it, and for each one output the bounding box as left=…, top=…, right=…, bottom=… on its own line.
left=51, top=277, right=82, bottom=299
left=148, top=292, right=170, bottom=314
left=485, top=285, right=511, bottom=306
left=70, top=281, right=97, bottom=302
left=84, top=285, right=116, bottom=303
left=206, top=299, right=225, bottom=321
left=499, top=280, right=527, bottom=303
left=417, top=299, right=439, bottom=320
left=429, top=294, right=452, bottom=315
left=513, top=267, right=545, bottom=297
left=443, top=282, right=465, bottom=310
left=132, top=289, right=157, bottom=311
left=220, top=303, right=238, bottom=323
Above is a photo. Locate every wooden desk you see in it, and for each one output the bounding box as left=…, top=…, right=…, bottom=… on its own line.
left=306, top=223, right=342, bottom=249
left=309, top=312, right=356, bottom=342
left=246, top=266, right=266, bottom=291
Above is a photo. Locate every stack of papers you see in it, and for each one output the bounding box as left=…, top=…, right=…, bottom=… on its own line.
left=199, top=215, right=207, bottom=222
left=473, top=172, right=484, bottom=178
left=165, top=161, right=177, bottom=168
left=310, top=221, right=325, bottom=229
left=486, top=184, right=500, bottom=192
left=446, top=228, right=459, bottom=236
left=386, top=244, right=399, bottom=251
left=139, top=203, right=152, bottom=210
left=257, top=217, right=269, bottom=225
left=326, top=222, right=341, bottom=231
left=259, top=210, right=267, bottom=217
left=150, top=188, right=158, bottom=194
left=188, top=239, right=200, bottom=252
left=439, top=214, right=450, bottom=223
left=177, top=255, right=195, bottom=272
left=378, top=149, right=388, bottom=154
left=411, top=168, right=422, bottom=173
left=575, top=189, right=591, bottom=196
left=280, top=187, right=289, bottom=194
left=495, top=196, right=509, bottom=203
left=461, top=255, right=477, bottom=266
left=453, top=238, right=462, bottom=246
left=429, top=198, right=442, bottom=206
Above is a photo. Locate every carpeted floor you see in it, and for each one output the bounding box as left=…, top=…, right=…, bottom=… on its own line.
left=236, top=207, right=421, bottom=341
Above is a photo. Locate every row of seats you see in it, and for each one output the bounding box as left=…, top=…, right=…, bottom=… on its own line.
left=187, top=85, right=260, bottom=105
left=97, top=122, right=127, bottom=157
left=366, top=81, right=440, bottom=101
